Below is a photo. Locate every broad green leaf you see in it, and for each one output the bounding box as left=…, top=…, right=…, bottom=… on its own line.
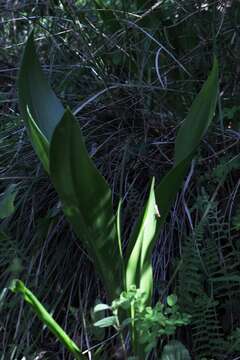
left=50, top=109, right=123, bottom=300
left=9, top=279, right=84, bottom=360
left=94, top=316, right=117, bottom=328
left=18, top=32, right=123, bottom=300
left=0, top=184, right=18, bottom=219
left=155, top=59, right=218, bottom=230
left=175, top=58, right=219, bottom=165
left=126, top=59, right=219, bottom=304
left=18, top=31, right=64, bottom=171
left=161, top=340, right=191, bottom=360
left=126, top=178, right=157, bottom=304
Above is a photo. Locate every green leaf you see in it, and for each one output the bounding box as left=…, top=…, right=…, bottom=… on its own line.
left=161, top=340, right=191, bottom=360
left=155, top=156, right=191, bottom=228
left=0, top=184, right=18, bottom=219
left=167, top=294, right=178, bottom=307
left=125, top=59, right=219, bottom=307
left=9, top=279, right=84, bottom=359
left=174, top=58, right=219, bottom=165
left=18, top=31, right=64, bottom=171
left=155, top=58, right=219, bottom=229
left=94, top=316, right=117, bottom=328
left=126, top=177, right=157, bottom=304
left=50, top=109, right=123, bottom=300
left=18, top=31, right=124, bottom=300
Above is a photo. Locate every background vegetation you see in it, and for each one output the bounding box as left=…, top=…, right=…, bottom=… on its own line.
left=1, top=0, right=240, bottom=359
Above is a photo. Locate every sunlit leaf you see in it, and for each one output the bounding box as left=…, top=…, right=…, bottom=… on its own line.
left=126, top=59, right=219, bottom=307
left=126, top=178, right=157, bottom=304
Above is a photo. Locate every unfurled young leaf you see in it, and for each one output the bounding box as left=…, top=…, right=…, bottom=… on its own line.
left=126, top=177, right=157, bottom=304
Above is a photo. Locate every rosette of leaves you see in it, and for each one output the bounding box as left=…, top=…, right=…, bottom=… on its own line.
left=13, top=29, right=218, bottom=359
left=18, top=30, right=219, bottom=305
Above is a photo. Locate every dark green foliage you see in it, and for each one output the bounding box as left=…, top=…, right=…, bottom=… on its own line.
left=177, top=194, right=240, bottom=359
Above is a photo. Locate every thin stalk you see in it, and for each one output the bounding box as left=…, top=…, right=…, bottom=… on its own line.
left=115, top=312, right=128, bottom=360
left=130, top=301, right=137, bottom=355
left=9, top=280, right=84, bottom=360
